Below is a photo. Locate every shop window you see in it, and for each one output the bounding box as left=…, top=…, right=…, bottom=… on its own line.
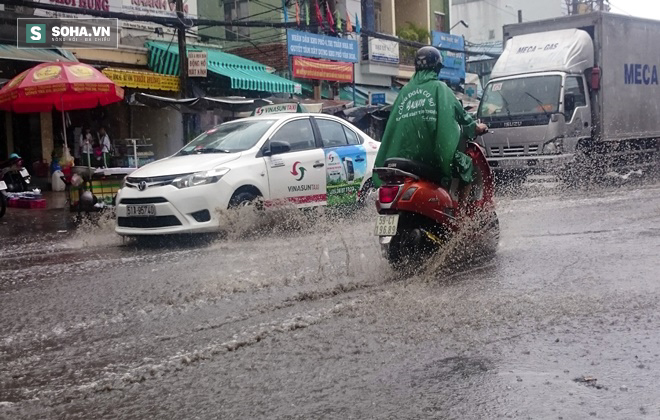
left=224, top=0, right=250, bottom=41
left=434, top=12, right=446, bottom=32
left=374, top=0, right=382, bottom=32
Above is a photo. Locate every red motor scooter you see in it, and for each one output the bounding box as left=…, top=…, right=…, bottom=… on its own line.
left=374, top=139, right=499, bottom=270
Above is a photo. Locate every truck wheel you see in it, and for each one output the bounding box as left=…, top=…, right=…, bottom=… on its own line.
left=495, top=171, right=526, bottom=193
left=481, top=212, right=500, bottom=255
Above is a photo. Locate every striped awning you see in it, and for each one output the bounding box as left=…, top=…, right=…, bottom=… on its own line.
left=146, top=42, right=301, bottom=95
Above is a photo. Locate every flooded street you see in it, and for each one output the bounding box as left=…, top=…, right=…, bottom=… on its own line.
left=1, top=183, right=660, bottom=419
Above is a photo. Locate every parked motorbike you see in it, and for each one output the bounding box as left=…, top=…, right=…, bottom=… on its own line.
left=374, top=138, right=499, bottom=270
left=1, top=154, right=32, bottom=193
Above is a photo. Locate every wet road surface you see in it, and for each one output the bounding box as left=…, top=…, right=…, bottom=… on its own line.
left=1, top=182, right=660, bottom=419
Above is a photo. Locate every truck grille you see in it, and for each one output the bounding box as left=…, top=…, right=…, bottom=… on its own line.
left=490, top=144, right=540, bottom=157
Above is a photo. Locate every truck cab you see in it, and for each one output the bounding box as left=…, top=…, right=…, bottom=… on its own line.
left=477, top=29, right=595, bottom=175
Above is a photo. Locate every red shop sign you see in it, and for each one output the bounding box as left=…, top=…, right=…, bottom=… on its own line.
left=292, top=56, right=354, bottom=83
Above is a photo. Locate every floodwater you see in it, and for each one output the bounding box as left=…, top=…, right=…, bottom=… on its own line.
left=1, top=181, right=660, bottom=419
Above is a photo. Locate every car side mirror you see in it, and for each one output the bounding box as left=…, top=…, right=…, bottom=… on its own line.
left=264, top=140, right=291, bottom=156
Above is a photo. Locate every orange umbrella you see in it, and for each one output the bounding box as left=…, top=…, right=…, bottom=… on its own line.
left=0, top=62, right=124, bottom=164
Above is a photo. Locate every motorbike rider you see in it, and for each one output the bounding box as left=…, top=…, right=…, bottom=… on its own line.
left=373, top=46, right=488, bottom=213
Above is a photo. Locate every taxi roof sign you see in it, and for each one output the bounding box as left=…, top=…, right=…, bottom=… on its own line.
left=251, top=103, right=307, bottom=116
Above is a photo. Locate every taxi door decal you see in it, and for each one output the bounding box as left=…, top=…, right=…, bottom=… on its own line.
left=324, top=145, right=367, bottom=206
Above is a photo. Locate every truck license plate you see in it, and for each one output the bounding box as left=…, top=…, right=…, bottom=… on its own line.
left=496, top=159, right=526, bottom=169
left=126, top=204, right=156, bottom=217
left=0, top=181, right=6, bottom=191
left=374, top=214, right=399, bottom=236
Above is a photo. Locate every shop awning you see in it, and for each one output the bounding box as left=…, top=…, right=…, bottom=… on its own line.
left=146, top=42, right=301, bottom=95
left=102, top=67, right=180, bottom=92
left=0, top=44, right=77, bottom=62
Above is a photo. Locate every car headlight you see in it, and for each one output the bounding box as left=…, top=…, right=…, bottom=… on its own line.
left=172, top=167, right=230, bottom=189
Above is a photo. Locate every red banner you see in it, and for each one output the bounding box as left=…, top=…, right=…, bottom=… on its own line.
left=292, top=56, right=353, bottom=83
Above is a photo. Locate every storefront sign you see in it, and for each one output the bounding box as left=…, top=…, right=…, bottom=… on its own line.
left=122, top=0, right=196, bottom=18
left=102, top=68, right=180, bottom=91
left=287, top=29, right=358, bottom=63
left=368, top=38, right=399, bottom=65
left=292, top=56, right=353, bottom=83
left=187, top=51, right=207, bottom=77
left=465, top=83, right=477, bottom=99
left=370, top=93, right=386, bottom=105
left=432, top=31, right=466, bottom=83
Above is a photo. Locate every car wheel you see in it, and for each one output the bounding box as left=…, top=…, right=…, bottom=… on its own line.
left=228, top=191, right=262, bottom=209
left=358, top=178, right=377, bottom=205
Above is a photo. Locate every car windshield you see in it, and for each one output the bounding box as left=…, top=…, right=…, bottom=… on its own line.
left=478, top=75, right=562, bottom=119
left=177, top=119, right=275, bottom=155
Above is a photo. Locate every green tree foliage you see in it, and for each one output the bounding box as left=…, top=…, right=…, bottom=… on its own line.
left=397, top=22, right=430, bottom=65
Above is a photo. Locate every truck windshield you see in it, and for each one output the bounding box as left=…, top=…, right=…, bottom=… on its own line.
left=177, top=119, right=276, bottom=155
left=478, top=75, right=562, bottom=119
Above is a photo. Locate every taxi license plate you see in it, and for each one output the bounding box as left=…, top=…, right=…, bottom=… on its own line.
left=374, top=214, right=399, bottom=236
left=0, top=181, right=6, bottom=191
left=126, top=204, right=156, bottom=217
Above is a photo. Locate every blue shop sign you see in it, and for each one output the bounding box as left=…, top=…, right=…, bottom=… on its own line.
left=432, top=31, right=466, bottom=83
left=287, top=29, right=358, bottom=63
left=371, top=93, right=386, bottom=105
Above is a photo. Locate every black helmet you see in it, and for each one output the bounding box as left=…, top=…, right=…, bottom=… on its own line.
left=415, top=46, right=443, bottom=73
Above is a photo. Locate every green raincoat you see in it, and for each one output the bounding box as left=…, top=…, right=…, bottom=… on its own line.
left=373, top=69, right=477, bottom=187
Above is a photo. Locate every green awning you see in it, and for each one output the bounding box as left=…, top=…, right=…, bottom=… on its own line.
left=0, top=45, right=77, bottom=62
left=146, top=41, right=300, bottom=95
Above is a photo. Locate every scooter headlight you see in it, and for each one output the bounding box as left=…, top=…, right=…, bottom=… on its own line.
left=172, top=167, right=230, bottom=189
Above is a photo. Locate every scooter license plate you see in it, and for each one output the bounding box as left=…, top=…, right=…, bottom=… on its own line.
left=0, top=181, right=6, bottom=191
left=374, top=214, right=399, bottom=236
left=20, top=168, right=29, bottom=177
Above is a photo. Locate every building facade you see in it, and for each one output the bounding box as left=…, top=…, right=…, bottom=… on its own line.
left=450, top=0, right=564, bottom=43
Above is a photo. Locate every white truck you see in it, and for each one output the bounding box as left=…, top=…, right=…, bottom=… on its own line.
left=477, top=12, right=660, bottom=179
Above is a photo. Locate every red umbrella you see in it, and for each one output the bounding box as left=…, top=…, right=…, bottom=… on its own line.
left=0, top=62, right=124, bottom=163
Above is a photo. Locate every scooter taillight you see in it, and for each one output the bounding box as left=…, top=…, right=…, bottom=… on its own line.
left=379, top=186, right=400, bottom=203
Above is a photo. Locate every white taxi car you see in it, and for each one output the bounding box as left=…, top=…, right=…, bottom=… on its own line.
left=115, top=113, right=381, bottom=236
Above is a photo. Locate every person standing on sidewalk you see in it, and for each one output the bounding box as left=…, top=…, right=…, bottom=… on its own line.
left=81, top=127, right=94, bottom=167
left=99, top=126, right=112, bottom=168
